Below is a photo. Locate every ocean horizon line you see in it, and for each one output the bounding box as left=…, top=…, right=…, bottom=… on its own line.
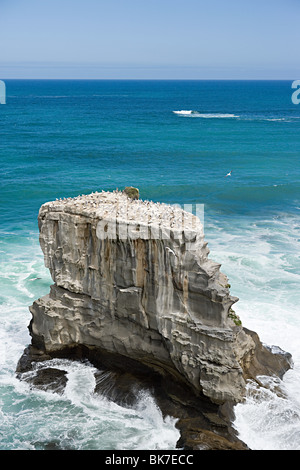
left=0, top=78, right=296, bottom=82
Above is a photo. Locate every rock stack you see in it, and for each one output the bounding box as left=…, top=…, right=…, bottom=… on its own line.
left=17, top=189, right=292, bottom=449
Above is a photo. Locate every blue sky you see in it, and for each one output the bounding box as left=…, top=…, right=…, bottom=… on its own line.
left=0, top=0, right=299, bottom=79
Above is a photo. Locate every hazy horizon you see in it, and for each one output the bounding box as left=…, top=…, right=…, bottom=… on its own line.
left=1, top=0, right=299, bottom=80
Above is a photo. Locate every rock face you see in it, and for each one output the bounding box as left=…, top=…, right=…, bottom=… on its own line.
left=18, top=189, right=292, bottom=449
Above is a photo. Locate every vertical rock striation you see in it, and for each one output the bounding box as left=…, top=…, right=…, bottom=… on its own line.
left=18, top=189, right=292, bottom=449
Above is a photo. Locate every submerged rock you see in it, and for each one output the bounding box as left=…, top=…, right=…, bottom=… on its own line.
left=17, top=189, right=292, bottom=450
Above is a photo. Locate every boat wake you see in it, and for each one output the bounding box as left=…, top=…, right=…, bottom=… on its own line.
left=173, top=110, right=239, bottom=118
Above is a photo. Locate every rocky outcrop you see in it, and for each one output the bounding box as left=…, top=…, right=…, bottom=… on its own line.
left=17, top=189, right=292, bottom=449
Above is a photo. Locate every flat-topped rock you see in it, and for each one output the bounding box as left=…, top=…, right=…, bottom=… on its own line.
left=41, top=189, right=203, bottom=240
left=17, top=189, right=292, bottom=449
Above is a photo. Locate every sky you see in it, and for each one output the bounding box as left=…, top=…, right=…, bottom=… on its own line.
left=0, top=0, right=300, bottom=79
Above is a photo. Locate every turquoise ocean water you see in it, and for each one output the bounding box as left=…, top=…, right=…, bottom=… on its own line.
left=0, top=80, right=300, bottom=450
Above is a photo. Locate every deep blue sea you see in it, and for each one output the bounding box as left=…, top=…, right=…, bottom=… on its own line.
left=1, top=80, right=300, bottom=450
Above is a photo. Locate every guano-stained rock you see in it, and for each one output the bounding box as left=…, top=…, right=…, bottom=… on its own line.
left=17, top=189, right=292, bottom=449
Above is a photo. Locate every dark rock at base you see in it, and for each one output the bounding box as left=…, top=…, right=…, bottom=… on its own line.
left=16, top=345, right=52, bottom=373
left=28, top=368, right=68, bottom=394
left=243, top=328, right=293, bottom=380
left=176, top=420, right=248, bottom=450
left=16, top=345, right=68, bottom=394
left=18, top=365, right=68, bottom=394
left=16, top=191, right=293, bottom=450
left=32, top=440, right=66, bottom=450
left=16, top=343, right=249, bottom=450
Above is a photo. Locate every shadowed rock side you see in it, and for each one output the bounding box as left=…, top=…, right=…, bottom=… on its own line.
left=17, top=190, right=292, bottom=450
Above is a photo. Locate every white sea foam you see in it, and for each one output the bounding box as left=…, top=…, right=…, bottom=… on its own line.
left=1, top=214, right=300, bottom=450
left=195, top=113, right=238, bottom=118
left=0, top=337, right=180, bottom=450
left=172, top=111, right=298, bottom=122
left=233, top=378, right=300, bottom=450
left=0, top=237, right=180, bottom=450
left=207, top=213, right=300, bottom=450
left=265, top=118, right=286, bottom=122
left=19, top=359, right=180, bottom=450
left=173, top=110, right=239, bottom=118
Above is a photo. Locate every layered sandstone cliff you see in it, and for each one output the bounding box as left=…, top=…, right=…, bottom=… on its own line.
left=18, top=189, right=292, bottom=449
